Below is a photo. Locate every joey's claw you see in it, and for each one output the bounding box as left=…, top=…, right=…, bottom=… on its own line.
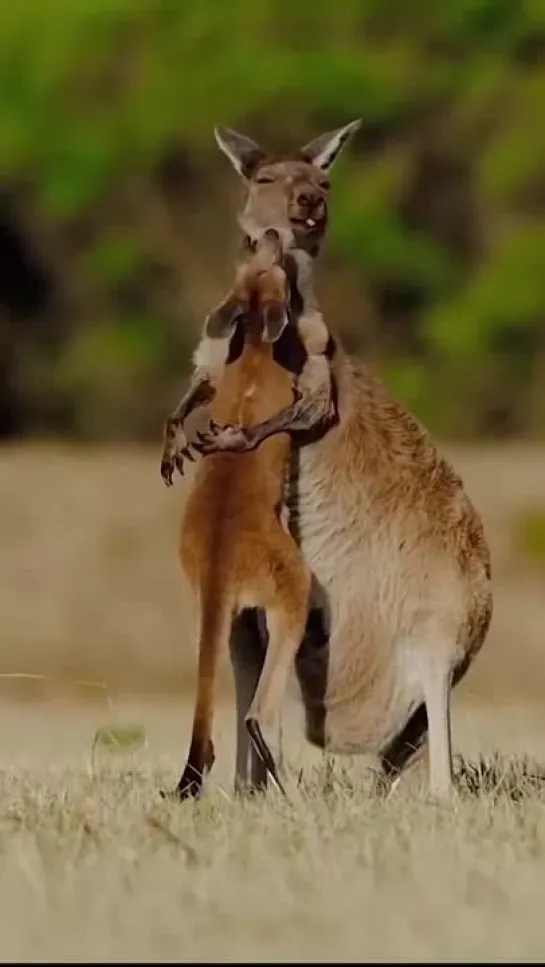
left=160, top=459, right=174, bottom=487
left=182, top=446, right=196, bottom=463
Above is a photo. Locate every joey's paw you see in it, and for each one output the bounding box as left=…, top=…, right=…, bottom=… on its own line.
left=193, top=420, right=251, bottom=455
left=160, top=454, right=175, bottom=487
left=160, top=419, right=197, bottom=485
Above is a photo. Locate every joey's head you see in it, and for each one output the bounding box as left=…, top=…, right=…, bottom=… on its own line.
left=205, top=229, right=290, bottom=344
left=214, top=120, right=360, bottom=257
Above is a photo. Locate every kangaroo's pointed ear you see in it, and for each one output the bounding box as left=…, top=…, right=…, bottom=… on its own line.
left=262, top=303, right=289, bottom=344
left=205, top=296, right=245, bottom=340
left=214, top=126, right=267, bottom=179
left=299, top=119, right=361, bottom=172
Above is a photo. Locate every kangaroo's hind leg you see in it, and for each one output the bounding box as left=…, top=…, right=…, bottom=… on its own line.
left=377, top=704, right=428, bottom=796
left=246, top=541, right=311, bottom=795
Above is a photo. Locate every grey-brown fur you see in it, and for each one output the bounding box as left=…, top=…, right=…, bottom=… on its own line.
left=165, top=122, right=492, bottom=799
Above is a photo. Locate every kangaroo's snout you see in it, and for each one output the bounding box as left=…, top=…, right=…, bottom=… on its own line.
left=295, top=190, right=326, bottom=225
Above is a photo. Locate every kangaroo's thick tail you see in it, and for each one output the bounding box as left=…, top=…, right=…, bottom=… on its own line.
left=176, top=588, right=234, bottom=799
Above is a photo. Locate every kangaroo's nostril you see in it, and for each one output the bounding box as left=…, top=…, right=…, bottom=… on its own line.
left=298, top=192, right=311, bottom=207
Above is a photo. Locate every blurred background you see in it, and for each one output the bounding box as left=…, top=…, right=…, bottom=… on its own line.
left=1, top=0, right=545, bottom=706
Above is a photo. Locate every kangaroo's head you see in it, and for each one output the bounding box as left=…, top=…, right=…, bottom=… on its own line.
left=205, top=229, right=290, bottom=344
left=214, top=121, right=360, bottom=257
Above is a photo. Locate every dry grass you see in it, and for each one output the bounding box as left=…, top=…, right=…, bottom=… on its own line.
left=0, top=699, right=545, bottom=961
left=2, top=442, right=545, bottom=958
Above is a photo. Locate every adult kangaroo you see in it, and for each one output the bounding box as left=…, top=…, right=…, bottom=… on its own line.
left=175, top=123, right=493, bottom=799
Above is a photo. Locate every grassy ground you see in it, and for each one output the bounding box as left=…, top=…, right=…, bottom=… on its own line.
left=2, top=443, right=545, bottom=959
left=1, top=699, right=545, bottom=961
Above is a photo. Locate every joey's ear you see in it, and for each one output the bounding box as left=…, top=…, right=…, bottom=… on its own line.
left=299, top=119, right=361, bottom=172
left=205, top=297, right=245, bottom=340
left=214, top=126, right=267, bottom=179
left=262, top=303, right=289, bottom=344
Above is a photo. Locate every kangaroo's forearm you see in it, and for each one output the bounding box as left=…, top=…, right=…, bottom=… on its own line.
left=167, top=371, right=217, bottom=426
left=241, top=355, right=338, bottom=451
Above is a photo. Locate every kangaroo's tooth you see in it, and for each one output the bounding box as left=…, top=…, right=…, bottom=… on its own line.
left=306, top=217, right=316, bottom=228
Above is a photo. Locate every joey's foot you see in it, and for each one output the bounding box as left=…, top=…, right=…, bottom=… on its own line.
left=160, top=419, right=198, bottom=486
left=193, top=420, right=253, bottom=456
left=246, top=717, right=287, bottom=797
left=159, top=766, right=205, bottom=802
left=233, top=779, right=268, bottom=799
left=160, top=739, right=216, bottom=802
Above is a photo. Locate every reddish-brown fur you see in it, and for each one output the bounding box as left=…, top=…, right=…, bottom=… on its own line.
left=174, top=233, right=318, bottom=798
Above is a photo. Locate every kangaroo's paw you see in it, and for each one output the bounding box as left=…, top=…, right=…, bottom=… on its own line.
left=193, top=421, right=251, bottom=456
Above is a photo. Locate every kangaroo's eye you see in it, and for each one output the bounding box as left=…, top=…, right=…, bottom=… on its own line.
left=255, top=174, right=275, bottom=184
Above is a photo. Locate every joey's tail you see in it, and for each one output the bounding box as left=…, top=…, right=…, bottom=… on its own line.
left=176, top=587, right=234, bottom=799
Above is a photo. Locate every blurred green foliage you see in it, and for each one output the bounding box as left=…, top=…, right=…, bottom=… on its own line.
left=1, top=0, right=545, bottom=440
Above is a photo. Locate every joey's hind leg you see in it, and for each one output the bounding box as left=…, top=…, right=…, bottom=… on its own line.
left=170, top=601, right=232, bottom=801
left=229, top=609, right=269, bottom=795
left=246, top=566, right=311, bottom=796
left=174, top=736, right=216, bottom=800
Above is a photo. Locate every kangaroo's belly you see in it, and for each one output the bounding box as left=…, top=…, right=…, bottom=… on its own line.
left=291, top=428, right=481, bottom=756
left=295, top=617, right=424, bottom=755
left=322, top=657, right=423, bottom=756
